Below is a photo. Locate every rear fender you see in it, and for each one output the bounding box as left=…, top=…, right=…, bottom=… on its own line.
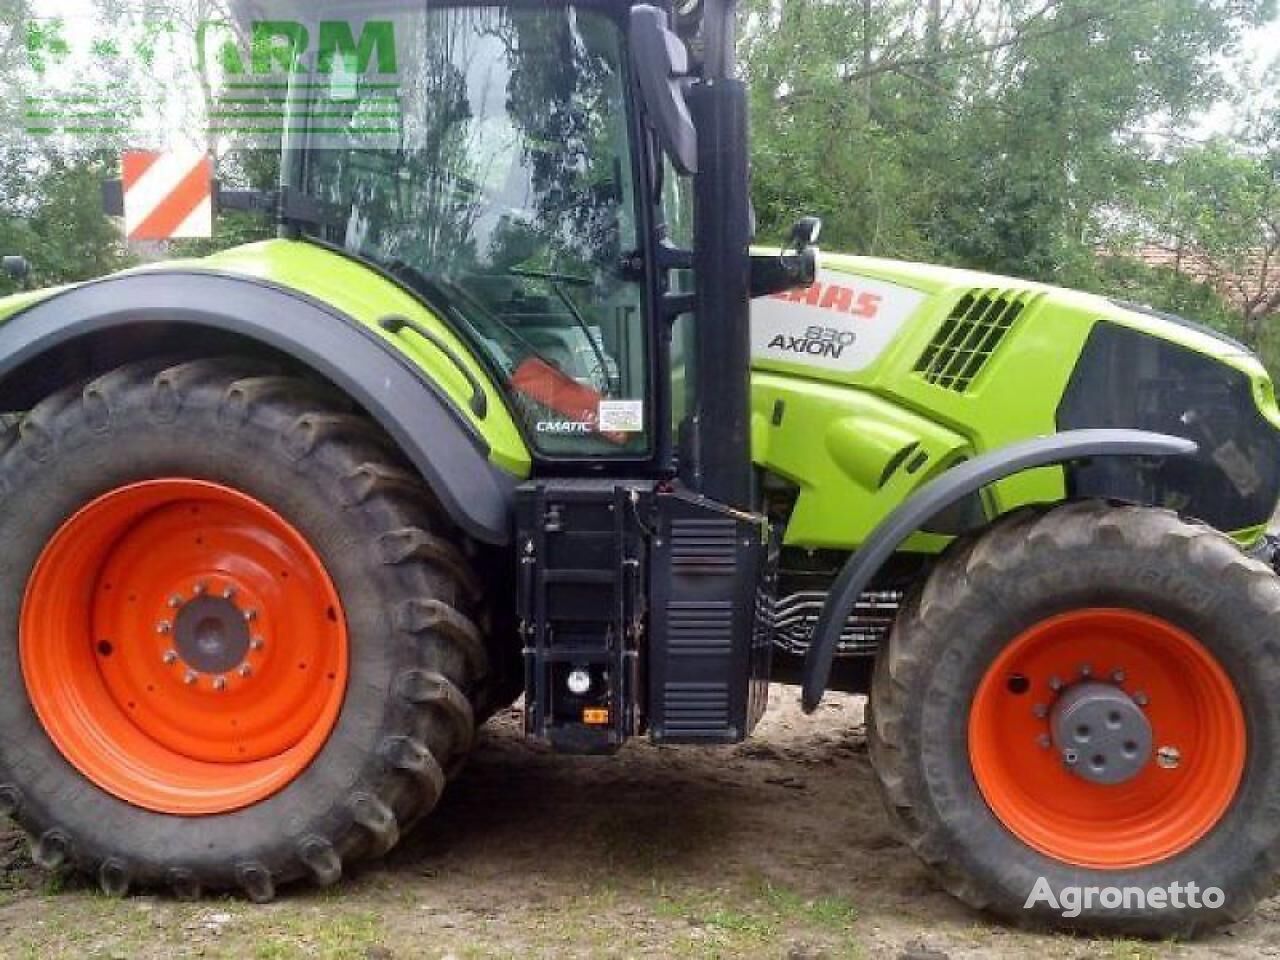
left=0, top=270, right=518, bottom=544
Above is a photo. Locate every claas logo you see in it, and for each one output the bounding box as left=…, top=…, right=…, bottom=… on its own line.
left=771, top=281, right=883, bottom=319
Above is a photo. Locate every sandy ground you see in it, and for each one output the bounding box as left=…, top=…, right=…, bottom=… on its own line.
left=0, top=686, right=1278, bottom=960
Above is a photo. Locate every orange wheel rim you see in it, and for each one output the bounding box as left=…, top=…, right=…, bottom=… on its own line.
left=21, top=479, right=349, bottom=816
left=969, top=609, right=1245, bottom=869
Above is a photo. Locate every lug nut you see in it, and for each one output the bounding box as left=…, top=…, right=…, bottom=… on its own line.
left=162, top=650, right=178, bottom=665
left=243, top=609, right=258, bottom=623
left=212, top=676, right=227, bottom=691
left=156, top=621, right=172, bottom=634
left=168, top=594, right=184, bottom=609
left=1157, top=745, right=1181, bottom=769
left=1037, top=734, right=1052, bottom=749
left=238, top=664, right=252, bottom=678
left=250, top=636, right=264, bottom=651
left=1032, top=703, right=1048, bottom=719
left=1134, top=691, right=1150, bottom=707
left=222, top=586, right=237, bottom=600
left=183, top=671, right=198, bottom=686
left=1111, top=669, right=1126, bottom=684
left=192, top=582, right=206, bottom=595
left=1079, top=663, right=1092, bottom=677
left=1048, top=675, right=1064, bottom=692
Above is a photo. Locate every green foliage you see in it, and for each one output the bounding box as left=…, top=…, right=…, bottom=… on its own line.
left=1093, top=257, right=1237, bottom=330
left=0, top=151, right=133, bottom=295
left=746, top=0, right=1280, bottom=370
left=1150, top=141, right=1280, bottom=343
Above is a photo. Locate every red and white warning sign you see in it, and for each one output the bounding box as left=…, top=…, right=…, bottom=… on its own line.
left=121, top=150, right=213, bottom=242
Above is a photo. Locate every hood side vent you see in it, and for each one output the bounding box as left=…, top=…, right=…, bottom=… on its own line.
left=914, top=289, right=1034, bottom=392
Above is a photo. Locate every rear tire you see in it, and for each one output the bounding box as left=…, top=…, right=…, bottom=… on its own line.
left=868, top=501, right=1280, bottom=936
left=0, top=357, right=491, bottom=899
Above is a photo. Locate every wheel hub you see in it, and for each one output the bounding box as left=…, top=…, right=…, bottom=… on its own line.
left=1049, top=681, right=1152, bottom=785
left=174, top=595, right=251, bottom=675
left=20, top=479, right=349, bottom=815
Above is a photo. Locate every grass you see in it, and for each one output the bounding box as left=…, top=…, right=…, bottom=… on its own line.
left=230, top=907, right=385, bottom=960
left=0, top=817, right=1242, bottom=960
left=649, top=878, right=862, bottom=958
left=757, top=878, right=858, bottom=931
left=1106, top=941, right=1167, bottom=960
left=0, top=876, right=1227, bottom=960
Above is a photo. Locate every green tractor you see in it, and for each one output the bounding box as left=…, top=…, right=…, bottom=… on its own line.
left=1, top=0, right=1279, bottom=937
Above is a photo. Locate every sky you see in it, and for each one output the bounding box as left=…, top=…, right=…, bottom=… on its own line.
left=1194, top=15, right=1280, bottom=137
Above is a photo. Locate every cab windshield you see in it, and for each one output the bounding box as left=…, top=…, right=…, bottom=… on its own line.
left=296, top=5, right=647, bottom=456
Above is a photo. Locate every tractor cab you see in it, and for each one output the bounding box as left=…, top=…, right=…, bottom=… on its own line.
left=281, top=0, right=810, bottom=752
left=294, top=4, right=656, bottom=459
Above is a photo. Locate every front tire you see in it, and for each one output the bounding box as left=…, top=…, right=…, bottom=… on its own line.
left=868, top=501, right=1280, bottom=936
left=0, top=358, right=490, bottom=899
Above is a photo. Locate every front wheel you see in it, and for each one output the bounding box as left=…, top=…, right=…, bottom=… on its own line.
left=869, top=501, right=1280, bottom=936
left=0, top=358, right=490, bottom=899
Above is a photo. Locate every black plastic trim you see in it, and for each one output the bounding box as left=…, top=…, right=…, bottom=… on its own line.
left=799, top=429, right=1199, bottom=711
left=0, top=269, right=518, bottom=544
left=1110, top=299, right=1254, bottom=357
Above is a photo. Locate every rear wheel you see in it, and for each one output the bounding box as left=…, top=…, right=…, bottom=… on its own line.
left=0, top=358, right=490, bottom=898
left=869, top=501, right=1280, bottom=936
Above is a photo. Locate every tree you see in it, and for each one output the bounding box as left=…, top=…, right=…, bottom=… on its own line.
left=1148, top=142, right=1280, bottom=346
left=0, top=150, right=132, bottom=295
left=743, top=0, right=1280, bottom=370
left=1091, top=52, right=1280, bottom=367
left=744, top=0, right=1275, bottom=279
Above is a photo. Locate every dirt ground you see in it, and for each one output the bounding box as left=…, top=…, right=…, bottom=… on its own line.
left=1, top=686, right=1278, bottom=960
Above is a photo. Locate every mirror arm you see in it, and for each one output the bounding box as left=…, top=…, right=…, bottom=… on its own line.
left=656, top=242, right=694, bottom=272
left=749, top=249, right=817, bottom=300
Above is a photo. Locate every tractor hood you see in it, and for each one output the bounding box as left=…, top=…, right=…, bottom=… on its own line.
left=754, top=251, right=1258, bottom=372
left=750, top=251, right=1280, bottom=543
left=750, top=251, right=1275, bottom=428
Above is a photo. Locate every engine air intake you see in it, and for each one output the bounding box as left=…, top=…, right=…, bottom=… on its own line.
left=914, top=289, right=1036, bottom=392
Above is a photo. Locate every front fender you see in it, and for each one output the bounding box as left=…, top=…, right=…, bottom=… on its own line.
left=800, top=429, right=1200, bottom=711
left=0, top=270, right=520, bottom=544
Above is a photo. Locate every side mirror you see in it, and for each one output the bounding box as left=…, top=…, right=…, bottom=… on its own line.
left=672, top=0, right=705, bottom=40
left=630, top=5, right=698, bottom=175
left=750, top=216, right=822, bottom=298
left=788, top=216, right=822, bottom=253
left=2, top=256, right=31, bottom=289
